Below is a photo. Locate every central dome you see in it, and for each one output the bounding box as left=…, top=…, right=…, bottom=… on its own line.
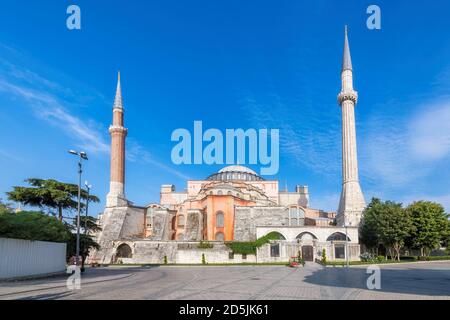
left=218, top=165, right=257, bottom=175
left=207, top=165, right=263, bottom=181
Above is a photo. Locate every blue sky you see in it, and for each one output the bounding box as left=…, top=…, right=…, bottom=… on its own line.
left=1, top=0, right=450, bottom=218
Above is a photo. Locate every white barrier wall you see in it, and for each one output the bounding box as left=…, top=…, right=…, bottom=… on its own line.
left=0, top=238, right=67, bottom=280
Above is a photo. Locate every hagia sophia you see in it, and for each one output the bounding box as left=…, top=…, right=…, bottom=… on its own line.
left=89, top=27, right=365, bottom=264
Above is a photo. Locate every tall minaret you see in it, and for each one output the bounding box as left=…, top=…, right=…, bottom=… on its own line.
left=106, top=72, right=128, bottom=207
left=336, top=26, right=365, bottom=227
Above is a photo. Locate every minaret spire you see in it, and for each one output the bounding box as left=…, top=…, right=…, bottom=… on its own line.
left=113, top=71, right=123, bottom=110
left=107, top=71, right=128, bottom=207
left=336, top=26, right=365, bottom=227
left=342, top=25, right=352, bottom=71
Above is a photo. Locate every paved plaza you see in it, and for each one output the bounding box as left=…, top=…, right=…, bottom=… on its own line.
left=1, top=261, right=450, bottom=300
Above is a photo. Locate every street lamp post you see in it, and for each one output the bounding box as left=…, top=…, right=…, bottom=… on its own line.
left=345, top=221, right=352, bottom=268
left=84, top=182, right=92, bottom=236
left=345, top=225, right=349, bottom=268
left=69, top=150, right=88, bottom=268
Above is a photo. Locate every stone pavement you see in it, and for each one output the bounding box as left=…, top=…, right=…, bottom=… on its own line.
left=1, top=261, right=449, bottom=300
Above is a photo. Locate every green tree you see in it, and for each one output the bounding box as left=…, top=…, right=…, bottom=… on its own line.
left=66, top=233, right=100, bottom=270
left=406, top=201, right=449, bottom=257
left=0, top=198, right=13, bottom=214
left=7, top=178, right=99, bottom=221
left=79, top=216, right=102, bottom=235
left=360, top=198, right=413, bottom=261
left=0, top=210, right=71, bottom=243
left=379, top=201, right=413, bottom=261
left=360, top=198, right=382, bottom=253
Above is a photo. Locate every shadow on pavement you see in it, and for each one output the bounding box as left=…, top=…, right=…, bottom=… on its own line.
left=303, top=265, right=450, bottom=296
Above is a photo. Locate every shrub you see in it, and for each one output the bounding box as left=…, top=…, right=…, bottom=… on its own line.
left=201, top=253, right=206, bottom=265
left=399, top=256, right=417, bottom=261
left=322, top=249, right=327, bottom=263
left=0, top=210, right=70, bottom=242
left=197, top=241, right=213, bottom=249
left=164, top=255, right=168, bottom=264
left=225, top=232, right=284, bottom=255
left=425, top=256, right=450, bottom=261
left=360, top=252, right=375, bottom=262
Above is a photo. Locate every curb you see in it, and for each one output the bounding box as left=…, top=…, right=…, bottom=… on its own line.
left=0, top=272, right=135, bottom=298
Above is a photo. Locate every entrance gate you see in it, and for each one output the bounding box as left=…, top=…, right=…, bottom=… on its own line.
left=302, top=245, right=314, bottom=261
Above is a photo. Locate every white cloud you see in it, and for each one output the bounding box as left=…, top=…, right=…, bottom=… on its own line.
left=309, top=193, right=340, bottom=212
left=0, top=60, right=190, bottom=181
left=127, top=140, right=191, bottom=181
left=240, top=95, right=341, bottom=176
left=408, top=101, right=450, bottom=161
left=0, top=78, right=109, bottom=154
left=0, top=149, right=24, bottom=163
left=399, top=193, right=450, bottom=213
left=360, top=98, right=450, bottom=188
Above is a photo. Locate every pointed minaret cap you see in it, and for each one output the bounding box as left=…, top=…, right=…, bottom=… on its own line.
left=342, top=25, right=353, bottom=72
left=113, top=71, right=123, bottom=110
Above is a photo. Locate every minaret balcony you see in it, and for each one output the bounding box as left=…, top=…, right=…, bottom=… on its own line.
left=109, top=125, right=128, bottom=135
left=338, top=90, right=358, bottom=105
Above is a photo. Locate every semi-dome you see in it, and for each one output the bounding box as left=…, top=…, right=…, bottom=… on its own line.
left=207, top=165, right=264, bottom=181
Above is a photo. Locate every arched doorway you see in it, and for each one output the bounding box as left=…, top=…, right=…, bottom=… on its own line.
left=301, top=245, right=314, bottom=261
left=116, top=243, right=132, bottom=258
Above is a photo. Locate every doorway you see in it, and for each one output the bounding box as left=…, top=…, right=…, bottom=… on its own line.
left=302, top=245, right=314, bottom=261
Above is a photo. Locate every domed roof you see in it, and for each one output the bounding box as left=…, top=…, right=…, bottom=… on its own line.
left=218, top=165, right=257, bottom=175
left=207, top=165, right=263, bottom=182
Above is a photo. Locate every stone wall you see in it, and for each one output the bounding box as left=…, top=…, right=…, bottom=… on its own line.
left=234, top=206, right=289, bottom=241
left=114, top=241, right=256, bottom=264
left=108, top=239, right=360, bottom=264
left=149, top=208, right=173, bottom=240
left=89, top=205, right=145, bottom=264
left=120, top=206, right=145, bottom=239
left=184, top=210, right=202, bottom=241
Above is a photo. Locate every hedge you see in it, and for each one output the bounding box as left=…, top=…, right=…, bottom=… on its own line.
left=225, top=232, right=284, bottom=255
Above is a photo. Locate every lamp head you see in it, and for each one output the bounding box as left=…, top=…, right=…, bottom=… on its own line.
left=80, top=152, right=88, bottom=160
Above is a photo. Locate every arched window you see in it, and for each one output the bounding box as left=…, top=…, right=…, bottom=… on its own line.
left=264, top=231, right=286, bottom=240
left=216, top=211, right=224, bottom=228
left=215, top=232, right=224, bottom=241
left=327, top=232, right=350, bottom=241
left=295, top=232, right=317, bottom=241
left=171, top=216, right=177, bottom=230
left=217, top=190, right=223, bottom=195
left=227, top=191, right=232, bottom=196
left=177, top=215, right=185, bottom=228
left=116, top=243, right=132, bottom=258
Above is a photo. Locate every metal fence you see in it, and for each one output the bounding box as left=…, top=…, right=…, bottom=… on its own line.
left=0, top=238, right=67, bottom=280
